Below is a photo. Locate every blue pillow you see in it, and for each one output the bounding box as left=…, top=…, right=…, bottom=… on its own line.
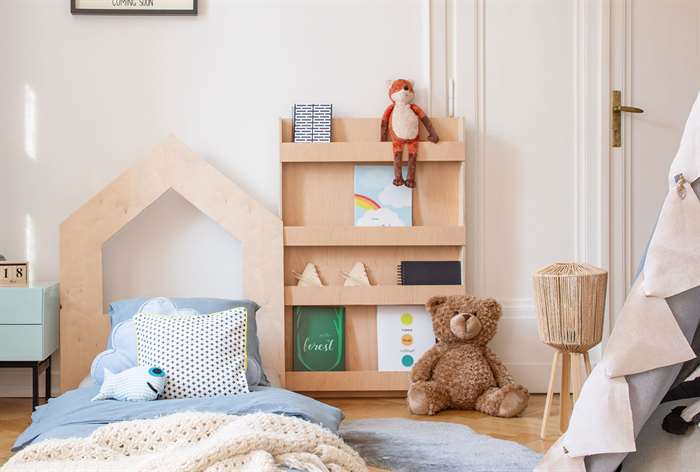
left=105, top=298, right=269, bottom=386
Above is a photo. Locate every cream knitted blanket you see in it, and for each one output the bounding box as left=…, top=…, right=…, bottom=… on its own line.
left=2, top=412, right=368, bottom=472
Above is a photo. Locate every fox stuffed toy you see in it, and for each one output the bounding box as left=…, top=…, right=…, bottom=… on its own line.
left=381, top=79, right=439, bottom=187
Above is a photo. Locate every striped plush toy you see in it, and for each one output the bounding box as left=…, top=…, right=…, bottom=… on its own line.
left=92, top=366, right=167, bottom=402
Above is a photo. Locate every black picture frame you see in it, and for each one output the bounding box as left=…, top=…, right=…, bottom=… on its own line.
left=71, top=0, right=197, bottom=15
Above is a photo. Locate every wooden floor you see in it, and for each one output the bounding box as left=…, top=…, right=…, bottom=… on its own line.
left=0, top=395, right=559, bottom=467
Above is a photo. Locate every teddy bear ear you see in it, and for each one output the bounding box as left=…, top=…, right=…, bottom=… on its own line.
left=426, top=296, right=447, bottom=311
left=479, top=298, right=502, bottom=318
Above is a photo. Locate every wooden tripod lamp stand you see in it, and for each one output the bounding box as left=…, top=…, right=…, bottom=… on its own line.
left=532, top=262, right=607, bottom=439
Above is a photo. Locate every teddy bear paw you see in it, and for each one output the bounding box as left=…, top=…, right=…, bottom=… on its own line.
left=393, top=177, right=406, bottom=187
left=497, top=384, right=529, bottom=418
left=407, top=387, right=431, bottom=415
left=405, top=179, right=416, bottom=188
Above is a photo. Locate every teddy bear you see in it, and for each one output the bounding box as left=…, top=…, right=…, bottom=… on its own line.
left=381, top=79, right=439, bottom=188
left=407, top=295, right=529, bottom=417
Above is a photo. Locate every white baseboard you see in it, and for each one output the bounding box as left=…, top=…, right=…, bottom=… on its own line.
left=506, top=362, right=556, bottom=394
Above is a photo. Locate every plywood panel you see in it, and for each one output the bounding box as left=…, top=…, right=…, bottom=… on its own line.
left=284, top=306, right=293, bottom=372
left=282, top=163, right=353, bottom=226
left=413, top=162, right=462, bottom=225
left=284, top=246, right=462, bottom=286
left=345, top=306, right=377, bottom=371
left=281, top=118, right=462, bottom=143
left=282, top=162, right=461, bottom=226
left=60, top=137, right=284, bottom=391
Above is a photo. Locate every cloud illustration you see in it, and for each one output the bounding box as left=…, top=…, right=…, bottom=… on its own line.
left=378, top=183, right=412, bottom=208
left=356, top=207, right=408, bottom=227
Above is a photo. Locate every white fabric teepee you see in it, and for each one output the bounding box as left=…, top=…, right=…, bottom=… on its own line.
left=537, top=92, right=700, bottom=471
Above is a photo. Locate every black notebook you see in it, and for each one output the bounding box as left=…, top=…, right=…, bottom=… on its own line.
left=396, top=261, right=462, bottom=285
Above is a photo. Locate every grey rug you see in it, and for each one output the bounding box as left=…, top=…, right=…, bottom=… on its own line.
left=340, top=418, right=541, bottom=472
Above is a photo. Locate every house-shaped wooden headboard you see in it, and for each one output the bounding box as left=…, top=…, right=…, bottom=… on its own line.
left=59, top=136, right=284, bottom=391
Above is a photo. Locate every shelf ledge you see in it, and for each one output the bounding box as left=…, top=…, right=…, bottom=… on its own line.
left=283, top=226, right=466, bottom=246
left=285, top=370, right=409, bottom=392
left=281, top=142, right=465, bottom=163
left=285, top=285, right=465, bottom=306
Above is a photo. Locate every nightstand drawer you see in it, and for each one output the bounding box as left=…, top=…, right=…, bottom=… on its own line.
left=0, top=286, right=44, bottom=324
left=0, top=325, right=46, bottom=361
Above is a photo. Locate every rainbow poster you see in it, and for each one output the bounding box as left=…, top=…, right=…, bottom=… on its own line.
left=353, top=165, right=412, bottom=227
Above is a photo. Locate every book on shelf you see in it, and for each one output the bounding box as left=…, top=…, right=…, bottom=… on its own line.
left=354, top=164, right=412, bottom=227
left=292, top=104, right=332, bottom=143
left=293, top=306, right=345, bottom=371
left=377, top=305, right=436, bottom=371
left=396, top=261, right=461, bottom=285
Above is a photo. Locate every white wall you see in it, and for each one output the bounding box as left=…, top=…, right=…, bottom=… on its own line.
left=0, top=0, right=430, bottom=394
left=1, top=0, right=603, bottom=395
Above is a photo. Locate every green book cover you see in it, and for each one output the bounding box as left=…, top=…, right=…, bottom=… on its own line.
left=293, top=306, right=345, bottom=371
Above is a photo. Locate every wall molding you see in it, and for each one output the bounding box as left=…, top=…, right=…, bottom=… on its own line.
left=576, top=0, right=607, bottom=270
left=501, top=298, right=536, bottom=319
left=606, top=0, right=632, bottom=335
left=428, top=0, right=448, bottom=116
left=453, top=0, right=486, bottom=297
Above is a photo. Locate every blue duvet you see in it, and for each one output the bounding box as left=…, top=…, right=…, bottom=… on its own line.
left=13, top=385, right=344, bottom=452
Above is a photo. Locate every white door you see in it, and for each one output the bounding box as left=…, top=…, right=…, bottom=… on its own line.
left=608, top=0, right=700, bottom=320
left=450, top=0, right=700, bottom=391
left=452, top=0, right=605, bottom=392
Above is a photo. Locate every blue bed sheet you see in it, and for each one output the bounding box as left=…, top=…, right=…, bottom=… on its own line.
left=13, top=385, right=344, bottom=452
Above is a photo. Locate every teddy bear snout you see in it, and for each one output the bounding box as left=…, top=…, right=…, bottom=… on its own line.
left=449, top=312, right=482, bottom=340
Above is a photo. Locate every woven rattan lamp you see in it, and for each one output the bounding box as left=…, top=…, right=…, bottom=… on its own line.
left=533, top=262, right=607, bottom=438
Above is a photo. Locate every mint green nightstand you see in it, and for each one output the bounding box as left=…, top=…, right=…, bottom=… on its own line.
left=0, top=282, right=59, bottom=410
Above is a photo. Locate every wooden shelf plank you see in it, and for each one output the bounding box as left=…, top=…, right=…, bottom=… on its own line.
left=280, top=142, right=465, bottom=163
left=284, top=226, right=466, bottom=246
left=281, top=117, right=464, bottom=143
left=285, top=371, right=409, bottom=392
left=285, top=285, right=465, bottom=306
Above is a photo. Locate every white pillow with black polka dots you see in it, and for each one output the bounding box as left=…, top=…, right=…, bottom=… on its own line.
left=134, top=308, right=249, bottom=399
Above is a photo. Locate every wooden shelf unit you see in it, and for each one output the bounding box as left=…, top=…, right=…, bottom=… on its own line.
left=280, top=117, right=466, bottom=396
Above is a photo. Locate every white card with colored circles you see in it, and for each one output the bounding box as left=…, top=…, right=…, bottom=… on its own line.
left=377, top=305, right=435, bottom=371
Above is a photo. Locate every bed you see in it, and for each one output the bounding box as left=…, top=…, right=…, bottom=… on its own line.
left=13, top=385, right=343, bottom=451
left=6, top=138, right=366, bottom=471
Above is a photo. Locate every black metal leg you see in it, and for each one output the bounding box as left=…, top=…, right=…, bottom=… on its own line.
left=31, top=364, right=38, bottom=411
left=45, top=357, right=52, bottom=401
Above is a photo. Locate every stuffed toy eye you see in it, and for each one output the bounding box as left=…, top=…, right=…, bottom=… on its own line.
left=148, top=367, right=166, bottom=377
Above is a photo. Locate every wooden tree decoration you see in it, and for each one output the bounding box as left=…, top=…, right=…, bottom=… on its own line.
left=293, top=263, right=323, bottom=287
left=342, top=262, right=371, bottom=287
